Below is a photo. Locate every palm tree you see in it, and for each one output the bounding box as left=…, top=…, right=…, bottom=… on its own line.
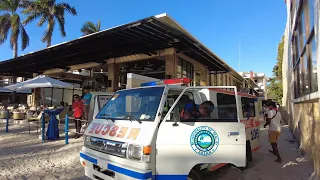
left=81, top=20, right=101, bottom=36
left=22, top=0, right=77, bottom=47
left=0, top=0, right=30, bottom=58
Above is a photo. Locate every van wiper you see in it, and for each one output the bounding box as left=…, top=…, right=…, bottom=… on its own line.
left=97, top=114, right=114, bottom=122
left=106, top=118, right=115, bottom=122
left=124, top=114, right=142, bottom=124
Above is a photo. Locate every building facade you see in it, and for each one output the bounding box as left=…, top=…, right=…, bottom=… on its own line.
left=0, top=14, right=258, bottom=107
left=283, top=0, right=320, bottom=178
left=239, top=72, right=268, bottom=99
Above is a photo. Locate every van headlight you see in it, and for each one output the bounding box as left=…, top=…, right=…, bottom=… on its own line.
left=127, top=144, right=151, bottom=162
left=84, top=135, right=91, bottom=147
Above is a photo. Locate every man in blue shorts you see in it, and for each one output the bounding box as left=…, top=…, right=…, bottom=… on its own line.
left=82, top=86, right=92, bottom=121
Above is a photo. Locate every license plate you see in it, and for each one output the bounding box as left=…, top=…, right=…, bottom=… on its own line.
left=93, top=164, right=115, bottom=178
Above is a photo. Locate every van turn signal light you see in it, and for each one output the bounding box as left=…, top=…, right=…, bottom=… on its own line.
left=143, top=145, right=152, bottom=155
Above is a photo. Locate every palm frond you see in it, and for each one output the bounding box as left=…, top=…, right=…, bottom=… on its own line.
left=20, top=23, right=29, bottom=50
left=0, top=13, right=11, bottom=45
left=12, top=0, right=20, bottom=10
left=97, top=20, right=101, bottom=31
left=23, top=11, right=42, bottom=25
left=81, top=21, right=99, bottom=35
left=9, top=13, right=20, bottom=49
left=56, top=13, right=65, bottom=37
left=19, top=0, right=33, bottom=8
left=0, top=0, right=12, bottom=11
left=42, top=16, right=54, bottom=46
left=37, top=13, right=48, bottom=26
left=56, top=2, right=77, bottom=15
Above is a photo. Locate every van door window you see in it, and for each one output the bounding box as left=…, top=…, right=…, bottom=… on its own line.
left=216, top=93, right=238, bottom=122
left=162, top=90, right=194, bottom=120
left=241, top=97, right=256, bottom=119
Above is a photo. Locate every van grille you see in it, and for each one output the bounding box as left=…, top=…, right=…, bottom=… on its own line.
left=87, top=137, right=127, bottom=158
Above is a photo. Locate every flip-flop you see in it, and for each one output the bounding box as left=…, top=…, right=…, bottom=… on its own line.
left=268, top=150, right=276, bottom=156
left=275, top=159, right=282, bottom=163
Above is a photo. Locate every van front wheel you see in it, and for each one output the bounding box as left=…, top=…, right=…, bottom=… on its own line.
left=187, top=170, right=201, bottom=180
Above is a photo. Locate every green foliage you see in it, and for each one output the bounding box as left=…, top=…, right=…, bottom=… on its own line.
left=22, top=0, right=77, bottom=47
left=268, top=78, right=283, bottom=103
left=268, top=36, right=284, bottom=104
left=81, top=20, right=101, bottom=36
left=273, top=36, right=284, bottom=81
left=0, top=0, right=30, bottom=58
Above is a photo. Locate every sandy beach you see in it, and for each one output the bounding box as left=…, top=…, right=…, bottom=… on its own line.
left=0, top=119, right=317, bottom=180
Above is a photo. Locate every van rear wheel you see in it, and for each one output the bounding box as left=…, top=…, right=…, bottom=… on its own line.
left=187, top=170, right=201, bottom=180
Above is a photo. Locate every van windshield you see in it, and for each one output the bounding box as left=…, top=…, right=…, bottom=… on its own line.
left=96, top=87, right=164, bottom=121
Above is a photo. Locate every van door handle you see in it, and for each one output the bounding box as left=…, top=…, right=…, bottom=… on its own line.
left=228, top=132, right=240, bottom=136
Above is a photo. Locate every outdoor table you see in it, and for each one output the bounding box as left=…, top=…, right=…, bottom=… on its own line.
left=44, top=108, right=64, bottom=140
left=0, top=110, right=7, bottom=119
left=13, top=112, right=25, bottom=120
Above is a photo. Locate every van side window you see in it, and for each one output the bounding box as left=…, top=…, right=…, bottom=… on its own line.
left=241, top=97, right=256, bottom=118
left=162, top=90, right=194, bottom=121
left=216, top=93, right=237, bottom=121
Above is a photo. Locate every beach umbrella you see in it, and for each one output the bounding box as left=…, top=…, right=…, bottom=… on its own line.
left=5, top=75, right=73, bottom=108
left=5, top=75, right=73, bottom=91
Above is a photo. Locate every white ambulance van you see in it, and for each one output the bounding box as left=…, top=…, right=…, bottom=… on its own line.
left=80, top=78, right=260, bottom=180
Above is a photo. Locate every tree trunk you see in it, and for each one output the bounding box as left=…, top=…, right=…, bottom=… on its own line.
left=13, top=41, right=18, bottom=58
left=12, top=41, right=18, bottom=105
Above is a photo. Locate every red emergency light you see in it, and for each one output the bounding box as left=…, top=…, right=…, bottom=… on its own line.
left=163, top=78, right=192, bottom=85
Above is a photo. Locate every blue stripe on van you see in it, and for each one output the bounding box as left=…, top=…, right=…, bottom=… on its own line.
left=80, top=152, right=97, bottom=164
left=107, top=164, right=152, bottom=179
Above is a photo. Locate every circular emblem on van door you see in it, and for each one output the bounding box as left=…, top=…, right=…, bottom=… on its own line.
left=190, top=126, right=219, bottom=156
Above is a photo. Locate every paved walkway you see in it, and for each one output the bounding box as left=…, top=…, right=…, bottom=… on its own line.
left=207, top=124, right=317, bottom=180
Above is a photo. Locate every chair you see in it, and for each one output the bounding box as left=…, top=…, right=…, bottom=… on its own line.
left=27, top=112, right=49, bottom=134
left=56, top=107, right=71, bottom=124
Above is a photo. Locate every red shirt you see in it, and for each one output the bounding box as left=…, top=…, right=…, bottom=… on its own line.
left=73, top=101, right=84, bottom=118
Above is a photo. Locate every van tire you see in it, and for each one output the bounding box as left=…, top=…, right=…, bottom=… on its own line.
left=239, top=140, right=252, bottom=171
left=187, top=170, right=201, bottom=180
left=246, top=140, right=253, bottom=163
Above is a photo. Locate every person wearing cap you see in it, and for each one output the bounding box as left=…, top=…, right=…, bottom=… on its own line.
left=181, top=102, right=198, bottom=120
left=73, top=94, right=84, bottom=138
left=198, top=101, right=214, bottom=118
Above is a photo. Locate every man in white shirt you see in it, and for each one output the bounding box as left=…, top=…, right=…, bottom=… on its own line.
left=264, top=102, right=282, bottom=163
left=263, top=104, right=269, bottom=121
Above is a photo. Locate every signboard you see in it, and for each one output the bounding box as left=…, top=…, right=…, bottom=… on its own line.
left=97, top=95, right=111, bottom=110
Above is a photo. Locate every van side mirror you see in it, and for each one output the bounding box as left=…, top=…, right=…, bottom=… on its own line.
left=172, top=107, right=180, bottom=126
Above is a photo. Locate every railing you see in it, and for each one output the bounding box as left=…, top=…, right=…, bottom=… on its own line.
left=2, top=113, right=89, bottom=145
left=62, top=115, right=89, bottom=144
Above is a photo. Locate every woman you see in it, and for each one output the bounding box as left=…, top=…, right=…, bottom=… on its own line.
left=72, top=94, right=84, bottom=139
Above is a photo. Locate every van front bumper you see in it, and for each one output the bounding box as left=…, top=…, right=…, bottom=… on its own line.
left=80, top=151, right=153, bottom=180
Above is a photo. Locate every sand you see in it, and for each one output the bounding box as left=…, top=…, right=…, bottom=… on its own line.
left=0, top=119, right=317, bottom=180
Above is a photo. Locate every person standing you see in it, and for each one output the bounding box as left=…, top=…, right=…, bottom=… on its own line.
left=263, top=104, right=269, bottom=121
left=264, top=102, right=282, bottom=163
left=72, top=94, right=84, bottom=139
left=82, top=86, right=92, bottom=122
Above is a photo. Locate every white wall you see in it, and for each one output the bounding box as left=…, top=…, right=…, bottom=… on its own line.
left=126, top=73, right=159, bottom=89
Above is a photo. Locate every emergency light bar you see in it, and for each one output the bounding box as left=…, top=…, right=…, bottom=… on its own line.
left=140, top=78, right=192, bottom=87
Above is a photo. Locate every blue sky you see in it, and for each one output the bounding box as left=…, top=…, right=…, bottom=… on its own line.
left=0, top=0, right=287, bottom=77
